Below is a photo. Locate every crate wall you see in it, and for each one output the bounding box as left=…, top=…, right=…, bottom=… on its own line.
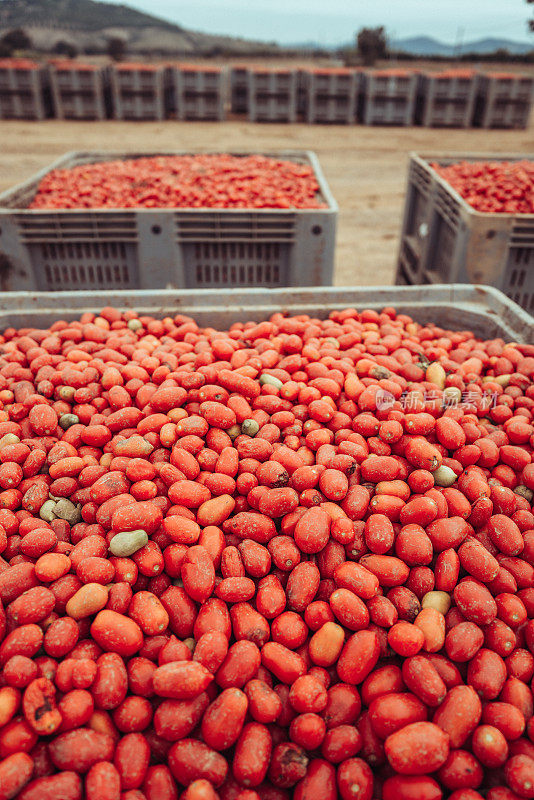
left=50, top=65, right=107, bottom=120
left=303, top=70, right=358, bottom=124
left=475, top=74, right=534, bottom=129
left=247, top=70, right=298, bottom=122
left=0, top=61, right=49, bottom=120
left=396, top=153, right=534, bottom=315
left=362, top=71, right=418, bottom=125
left=417, top=72, right=477, bottom=127
left=173, top=66, right=226, bottom=120
left=110, top=65, right=166, bottom=120
left=480, top=101, right=532, bottom=129
left=0, top=150, right=337, bottom=292
left=0, top=92, right=45, bottom=120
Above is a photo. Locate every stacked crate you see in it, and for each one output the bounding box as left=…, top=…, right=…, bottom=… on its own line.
left=247, top=68, right=298, bottom=123
left=110, top=63, right=167, bottom=120
left=50, top=60, right=107, bottom=120
left=475, top=73, right=534, bottom=129
left=230, top=65, right=249, bottom=114
left=361, top=69, right=418, bottom=125
left=303, top=68, right=358, bottom=124
left=417, top=69, right=477, bottom=128
left=173, top=65, right=226, bottom=121
left=0, top=58, right=49, bottom=120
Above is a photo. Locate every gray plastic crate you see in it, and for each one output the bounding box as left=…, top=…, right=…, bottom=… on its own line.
left=0, top=285, right=530, bottom=343
left=230, top=66, right=248, bottom=114
left=110, top=65, right=166, bottom=120
left=417, top=72, right=477, bottom=127
left=0, top=63, right=48, bottom=120
left=0, top=150, right=337, bottom=292
left=50, top=65, right=107, bottom=120
left=396, top=153, right=534, bottom=315
left=248, top=70, right=298, bottom=122
left=303, top=70, right=358, bottom=124
left=362, top=70, right=418, bottom=125
left=475, top=74, right=534, bottom=129
left=173, top=66, right=226, bottom=120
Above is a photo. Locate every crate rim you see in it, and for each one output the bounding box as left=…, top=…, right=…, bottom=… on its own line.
left=0, top=284, right=531, bottom=343
left=412, top=152, right=534, bottom=220
left=0, top=149, right=338, bottom=215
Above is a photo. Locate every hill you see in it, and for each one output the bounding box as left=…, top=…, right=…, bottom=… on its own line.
left=0, top=0, right=178, bottom=31
left=0, top=0, right=280, bottom=55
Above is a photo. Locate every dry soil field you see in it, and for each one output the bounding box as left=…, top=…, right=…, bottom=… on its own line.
left=0, top=117, right=532, bottom=285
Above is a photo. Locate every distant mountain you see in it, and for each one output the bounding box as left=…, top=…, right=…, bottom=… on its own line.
left=390, top=35, right=533, bottom=56
left=390, top=36, right=455, bottom=56
left=0, top=0, right=280, bottom=54
left=283, top=34, right=533, bottom=56
left=458, top=37, right=533, bottom=55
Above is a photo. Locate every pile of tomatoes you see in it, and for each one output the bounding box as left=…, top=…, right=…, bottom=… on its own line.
left=0, top=303, right=533, bottom=800
left=431, top=161, right=534, bottom=215
left=28, top=155, right=325, bottom=211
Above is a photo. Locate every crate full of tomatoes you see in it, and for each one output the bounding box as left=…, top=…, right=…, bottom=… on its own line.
left=0, top=283, right=532, bottom=799
left=0, top=151, right=337, bottom=293
left=396, top=153, right=534, bottom=315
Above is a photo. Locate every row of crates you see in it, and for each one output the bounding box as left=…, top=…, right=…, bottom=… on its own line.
left=0, top=60, right=532, bottom=127
left=417, top=71, right=534, bottom=129
left=396, top=153, right=534, bottom=315
left=230, top=67, right=418, bottom=124
left=0, top=60, right=227, bottom=121
left=233, top=67, right=534, bottom=128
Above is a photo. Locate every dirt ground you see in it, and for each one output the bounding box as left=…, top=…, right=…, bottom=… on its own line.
left=0, top=117, right=532, bottom=286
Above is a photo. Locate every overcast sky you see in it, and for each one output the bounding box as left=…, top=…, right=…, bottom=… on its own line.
left=106, top=0, right=532, bottom=45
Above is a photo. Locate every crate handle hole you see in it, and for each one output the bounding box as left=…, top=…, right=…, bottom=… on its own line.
left=418, top=223, right=428, bottom=238
left=151, top=225, right=162, bottom=235
left=486, top=230, right=496, bottom=240
left=312, top=225, right=322, bottom=236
